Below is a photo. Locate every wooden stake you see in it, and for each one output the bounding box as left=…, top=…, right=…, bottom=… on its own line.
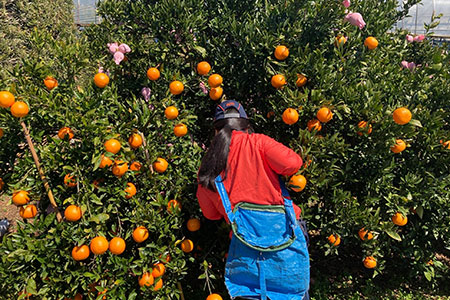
left=21, top=121, right=62, bottom=222
left=177, top=282, right=185, bottom=300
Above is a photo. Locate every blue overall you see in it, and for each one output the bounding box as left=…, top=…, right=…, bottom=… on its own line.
left=215, top=176, right=310, bottom=300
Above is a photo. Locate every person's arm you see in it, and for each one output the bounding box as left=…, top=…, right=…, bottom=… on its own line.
left=196, top=185, right=223, bottom=220
left=262, top=135, right=303, bottom=176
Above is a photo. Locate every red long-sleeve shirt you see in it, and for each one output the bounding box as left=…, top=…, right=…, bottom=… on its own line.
left=197, top=131, right=303, bottom=222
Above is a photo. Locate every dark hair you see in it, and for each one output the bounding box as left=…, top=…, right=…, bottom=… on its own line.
left=198, top=108, right=254, bottom=191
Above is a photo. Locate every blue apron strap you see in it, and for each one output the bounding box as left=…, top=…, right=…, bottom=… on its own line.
left=214, top=175, right=235, bottom=223
left=257, top=254, right=267, bottom=300
left=279, top=176, right=291, bottom=198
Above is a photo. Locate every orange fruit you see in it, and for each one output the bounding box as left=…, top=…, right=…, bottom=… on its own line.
left=358, top=228, right=373, bottom=241
left=357, top=121, right=372, bottom=136
left=296, top=74, right=307, bottom=87
left=90, top=236, right=109, bottom=255
left=92, top=178, right=104, bottom=189
left=139, top=272, right=154, bottom=287
left=19, top=204, right=37, bottom=219
left=335, top=35, right=347, bottom=47
left=153, top=278, right=163, bottom=291
left=197, top=61, right=211, bottom=75
left=0, top=91, right=15, bottom=108
left=165, top=106, right=179, bottom=120
left=94, top=73, right=109, bottom=88
left=125, top=182, right=137, bottom=199
left=64, top=174, right=77, bottom=188
left=104, top=138, right=121, bottom=154
left=109, top=237, right=126, bottom=255
left=12, top=190, right=30, bottom=206
left=441, top=140, right=450, bottom=149
left=152, top=263, right=166, bottom=278
left=393, top=107, right=412, bottom=125
left=0, top=128, right=3, bottom=138
left=10, top=101, right=29, bottom=118
left=99, top=155, right=113, bottom=169
left=97, top=289, right=107, bottom=300
left=128, top=133, right=143, bottom=149
left=169, top=81, right=184, bottom=95
left=187, top=218, right=201, bottom=232
left=133, top=226, right=149, bottom=243
left=271, top=74, right=286, bottom=89
left=363, top=256, right=377, bottom=269
left=167, top=199, right=181, bottom=213
left=282, top=108, right=299, bottom=125
left=64, top=205, right=82, bottom=222
left=209, top=86, right=223, bottom=101
left=146, top=67, right=160, bottom=81
left=72, top=245, right=90, bottom=261
left=130, top=161, right=142, bottom=171
left=174, top=124, right=188, bottom=137
left=208, top=74, right=223, bottom=88
left=364, top=37, right=379, bottom=50
left=44, top=76, right=58, bottom=90
left=288, top=175, right=307, bottom=192
left=159, top=253, right=172, bottom=264
left=392, top=212, right=408, bottom=226
left=58, top=127, right=74, bottom=140
left=316, top=107, right=333, bottom=123
left=0, top=178, right=4, bottom=190
left=181, top=239, right=194, bottom=253
left=207, top=293, right=223, bottom=300
left=112, top=160, right=128, bottom=177
left=390, top=139, right=406, bottom=153
left=266, top=111, right=275, bottom=119
left=307, top=119, right=322, bottom=132
left=153, top=158, right=168, bottom=173
left=328, top=234, right=341, bottom=246
left=274, top=45, right=289, bottom=60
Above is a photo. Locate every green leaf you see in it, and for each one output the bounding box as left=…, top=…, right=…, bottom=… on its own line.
left=416, top=206, right=424, bottom=219
left=409, top=119, right=422, bottom=128
left=385, top=229, right=402, bottom=241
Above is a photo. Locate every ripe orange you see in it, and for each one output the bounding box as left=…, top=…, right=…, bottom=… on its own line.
left=109, top=237, right=126, bottom=255
left=133, top=226, right=149, bottom=243
left=393, top=107, right=412, bottom=125
left=99, top=155, right=113, bottom=169
left=181, top=239, right=194, bottom=253
left=94, top=73, right=109, bottom=88
left=271, top=74, right=286, bottom=89
left=364, top=37, right=379, bottom=50
left=282, top=108, right=299, bottom=125
left=139, top=272, right=154, bottom=287
left=104, top=138, right=121, bottom=154
left=296, top=74, right=307, bottom=87
left=97, top=289, right=107, bottom=300
left=44, top=76, right=58, bottom=90
left=441, top=140, right=450, bottom=149
left=153, top=278, right=163, bottom=291
left=153, top=158, right=168, bottom=173
left=307, top=119, right=322, bottom=132
left=169, top=81, right=184, bottom=95
left=207, top=293, right=223, bottom=300
left=152, top=263, right=166, bottom=278
left=335, top=35, right=347, bottom=47
left=392, top=212, right=408, bottom=226
left=208, top=74, right=223, bottom=88
left=328, top=234, right=341, bottom=246
left=363, top=256, right=377, bottom=269
left=165, top=106, right=179, bottom=120
left=390, top=139, right=406, bottom=153
left=174, top=124, right=188, bottom=137
left=274, top=45, right=289, bottom=60
left=159, top=253, right=171, bottom=264
left=12, top=190, right=30, bottom=206
left=197, top=61, right=211, bottom=75
left=19, top=204, right=37, bottom=219
left=66, top=293, right=82, bottom=300
left=288, top=175, right=307, bottom=192
left=357, top=121, right=372, bottom=136
left=92, top=178, right=104, bottom=189
left=0, top=91, right=15, bottom=108
left=146, top=67, right=160, bottom=81
left=125, top=182, right=137, bottom=199
left=187, top=218, right=201, bottom=232
left=130, top=161, right=142, bottom=171
left=90, top=236, right=109, bottom=255
left=112, top=160, right=128, bottom=177
left=167, top=199, right=181, bottom=213
left=0, top=178, right=4, bottom=190
left=64, top=205, right=82, bottom=222
left=316, top=107, right=333, bottom=123
left=209, top=86, right=223, bottom=100
left=10, top=101, right=29, bottom=118
left=266, top=111, right=275, bottom=119
left=0, top=128, right=3, bottom=138
left=58, top=127, right=74, bottom=140
left=358, top=228, right=373, bottom=241
left=128, top=133, right=143, bottom=149
left=64, top=174, right=77, bottom=188
left=72, top=245, right=90, bottom=261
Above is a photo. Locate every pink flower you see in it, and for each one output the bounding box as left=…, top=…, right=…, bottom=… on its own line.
left=167, top=143, right=173, bottom=147
left=107, top=42, right=119, bottom=55
left=401, top=61, right=409, bottom=69
left=118, top=43, right=131, bottom=53
left=408, top=62, right=416, bottom=70
left=113, top=51, right=125, bottom=65
left=98, top=66, right=104, bottom=73
left=342, top=0, right=351, bottom=8
left=413, top=34, right=425, bottom=42
left=141, top=87, right=151, bottom=101
left=199, top=82, right=208, bottom=95
left=406, top=35, right=414, bottom=43
left=344, top=12, right=366, bottom=30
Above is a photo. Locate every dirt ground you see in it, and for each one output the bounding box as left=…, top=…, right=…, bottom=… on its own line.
left=0, top=194, right=19, bottom=233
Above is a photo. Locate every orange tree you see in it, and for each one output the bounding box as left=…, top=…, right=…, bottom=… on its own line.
left=1, top=0, right=450, bottom=299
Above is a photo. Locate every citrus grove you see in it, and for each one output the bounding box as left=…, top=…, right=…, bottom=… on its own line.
left=1, top=0, right=450, bottom=299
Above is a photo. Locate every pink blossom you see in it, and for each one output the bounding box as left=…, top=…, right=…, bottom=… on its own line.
left=98, top=66, right=104, bottom=73
left=413, top=34, right=425, bottom=42
left=406, top=35, right=414, bottom=43
left=344, top=12, right=366, bottom=30
left=167, top=143, right=173, bottom=147
left=199, top=82, right=208, bottom=95
left=401, top=61, right=416, bottom=71
left=113, top=51, right=125, bottom=65
left=401, top=61, right=409, bottom=69
left=107, top=42, right=119, bottom=55
left=141, top=87, right=151, bottom=101
left=118, top=43, right=131, bottom=53
left=342, top=0, right=351, bottom=8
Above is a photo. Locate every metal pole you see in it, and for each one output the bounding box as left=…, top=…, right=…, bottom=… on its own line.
left=414, top=3, right=419, bottom=34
